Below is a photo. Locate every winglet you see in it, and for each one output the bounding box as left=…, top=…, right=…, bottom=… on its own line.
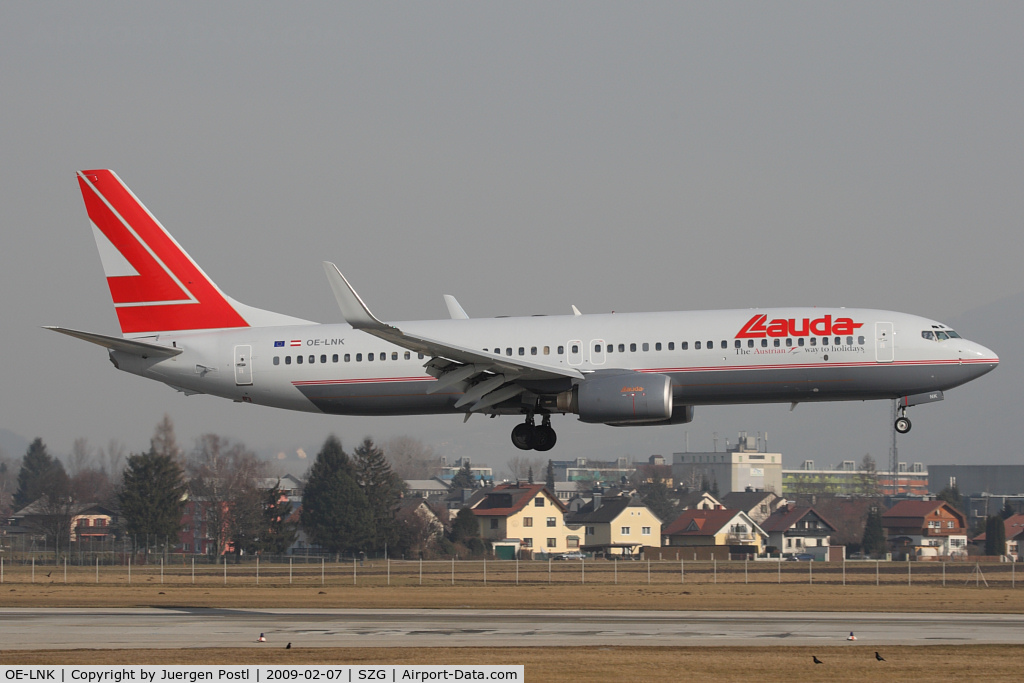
left=572, top=305, right=582, bottom=316
left=322, top=262, right=390, bottom=330
left=444, top=295, right=470, bottom=320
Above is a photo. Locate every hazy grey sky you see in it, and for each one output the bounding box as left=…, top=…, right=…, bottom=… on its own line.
left=2, top=3, right=1021, bottom=472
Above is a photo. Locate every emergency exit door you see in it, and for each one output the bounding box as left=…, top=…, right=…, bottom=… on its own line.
left=234, top=345, right=253, bottom=385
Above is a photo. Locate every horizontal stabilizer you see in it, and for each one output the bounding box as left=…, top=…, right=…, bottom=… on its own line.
left=44, top=326, right=182, bottom=359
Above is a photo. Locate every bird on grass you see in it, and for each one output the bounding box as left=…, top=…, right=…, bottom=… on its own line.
left=286, top=643, right=292, bottom=650
left=812, top=656, right=823, bottom=664
left=875, top=652, right=885, bottom=662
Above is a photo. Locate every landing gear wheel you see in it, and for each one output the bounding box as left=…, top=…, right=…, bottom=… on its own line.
left=894, top=417, right=912, bottom=434
left=511, top=423, right=536, bottom=450
left=533, top=425, right=557, bottom=452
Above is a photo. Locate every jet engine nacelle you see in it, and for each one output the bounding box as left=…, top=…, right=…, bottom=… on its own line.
left=556, top=371, right=673, bottom=424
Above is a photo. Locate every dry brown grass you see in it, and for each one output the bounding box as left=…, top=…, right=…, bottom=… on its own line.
left=3, top=582, right=1022, bottom=613
left=0, top=645, right=1018, bottom=682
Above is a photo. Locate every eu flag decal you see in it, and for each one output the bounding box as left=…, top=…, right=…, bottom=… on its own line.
left=274, top=341, right=285, bottom=347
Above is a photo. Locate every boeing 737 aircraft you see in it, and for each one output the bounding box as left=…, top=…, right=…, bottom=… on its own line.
left=49, top=170, right=999, bottom=451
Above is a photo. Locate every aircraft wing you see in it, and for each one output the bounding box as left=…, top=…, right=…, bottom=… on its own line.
left=322, top=263, right=583, bottom=410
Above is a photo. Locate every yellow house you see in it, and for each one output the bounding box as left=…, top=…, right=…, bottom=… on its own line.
left=469, top=484, right=579, bottom=555
left=662, top=508, right=767, bottom=555
left=567, top=494, right=662, bottom=556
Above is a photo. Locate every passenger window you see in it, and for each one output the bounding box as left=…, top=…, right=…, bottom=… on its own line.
left=297, top=355, right=303, bottom=364
left=846, top=336, right=853, bottom=345
left=418, top=353, right=424, bottom=359
left=404, top=351, right=411, bottom=360
left=606, top=344, right=613, bottom=353
left=798, top=338, right=804, bottom=347
left=668, top=342, right=674, bottom=351
left=707, top=340, right=713, bottom=349
left=309, top=355, right=315, bottom=364
left=773, top=339, right=780, bottom=347
left=834, top=337, right=841, bottom=345
left=531, top=347, right=538, bottom=355
left=761, top=339, right=768, bottom=347
left=734, top=340, right=741, bottom=348
left=321, top=355, right=327, bottom=363
left=543, top=346, right=550, bottom=355
left=642, top=343, right=649, bottom=351
left=285, top=356, right=292, bottom=365
left=655, top=342, right=662, bottom=351
left=630, top=343, right=637, bottom=352
left=786, top=338, right=792, bottom=347
left=333, top=354, right=339, bottom=363
left=558, top=346, right=564, bottom=354
left=747, top=339, right=754, bottom=348
left=695, top=341, right=701, bottom=350
left=356, top=353, right=362, bottom=362
left=571, top=344, right=579, bottom=354
left=519, top=347, right=525, bottom=356
left=368, top=353, right=374, bottom=361
left=493, top=348, right=500, bottom=354
left=379, top=352, right=385, bottom=361
left=594, top=344, right=601, bottom=353
left=345, top=354, right=351, bottom=362
left=858, top=336, right=865, bottom=345
left=273, top=356, right=280, bottom=366
left=720, top=340, right=727, bottom=349
left=821, top=337, right=828, bottom=346
left=506, top=348, right=513, bottom=356
left=392, top=352, right=398, bottom=360
left=810, top=338, right=816, bottom=346
left=618, top=344, right=625, bottom=352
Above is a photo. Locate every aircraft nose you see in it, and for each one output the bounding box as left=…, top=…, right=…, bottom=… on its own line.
left=963, top=340, right=999, bottom=375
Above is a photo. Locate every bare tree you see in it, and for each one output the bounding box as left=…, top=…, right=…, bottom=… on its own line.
left=99, top=440, right=127, bottom=479
left=68, top=438, right=94, bottom=477
left=507, top=455, right=544, bottom=482
left=32, top=468, right=78, bottom=563
left=383, top=436, right=442, bottom=480
left=187, top=435, right=266, bottom=562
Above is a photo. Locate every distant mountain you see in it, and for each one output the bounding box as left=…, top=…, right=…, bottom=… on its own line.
left=0, top=428, right=30, bottom=461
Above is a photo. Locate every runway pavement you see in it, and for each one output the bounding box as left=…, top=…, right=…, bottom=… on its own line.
left=2, top=608, right=1024, bottom=649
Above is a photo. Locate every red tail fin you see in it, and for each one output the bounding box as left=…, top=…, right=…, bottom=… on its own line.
left=78, top=170, right=251, bottom=335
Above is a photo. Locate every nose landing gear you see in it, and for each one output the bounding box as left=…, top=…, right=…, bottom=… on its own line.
left=894, top=407, right=912, bottom=434
left=511, top=414, right=557, bottom=451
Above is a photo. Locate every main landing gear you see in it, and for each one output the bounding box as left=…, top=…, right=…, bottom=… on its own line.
left=894, top=406, right=912, bottom=434
left=511, top=414, right=557, bottom=452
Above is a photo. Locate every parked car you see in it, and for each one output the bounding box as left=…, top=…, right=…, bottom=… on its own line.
left=554, top=551, right=585, bottom=560
left=786, top=553, right=815, bottom=562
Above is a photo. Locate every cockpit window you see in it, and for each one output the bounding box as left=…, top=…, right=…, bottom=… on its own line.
left=921, top=331, right=935, bottom=341
left=946, top=330, right=961, bottom=339
left=935, top=331, right=950, bottom=341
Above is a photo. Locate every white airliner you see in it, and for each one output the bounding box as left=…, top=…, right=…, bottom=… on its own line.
left=49, top=170, right=999, bottom=451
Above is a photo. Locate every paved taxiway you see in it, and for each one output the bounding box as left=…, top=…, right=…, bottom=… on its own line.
left=3, top=608, right=1023, bottom=649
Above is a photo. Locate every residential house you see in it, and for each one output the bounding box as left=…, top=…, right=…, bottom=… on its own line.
left=662, top=508, right=767, bottom=556
left=7, top=501, right=117, bottom=547
left=404, top=479, right=450, bottom=499
left=675, top=490, right=722, bottom=511
left=718, top=490, right=786, bottom=525
left=972, top=513, right=1024, bottom=559
left=567, top=494, right=662, bottom=556
left=760, top=504, right=836, bottom=559
left=467, top=483, right=577, bottom=555
left=882, top=500, right=968, bottom=559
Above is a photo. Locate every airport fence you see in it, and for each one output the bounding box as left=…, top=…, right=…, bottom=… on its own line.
left=0, top=556, right=1018, bottom=589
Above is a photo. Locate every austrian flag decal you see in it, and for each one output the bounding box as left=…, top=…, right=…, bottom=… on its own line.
left=736, top=313, right=863, bottom=339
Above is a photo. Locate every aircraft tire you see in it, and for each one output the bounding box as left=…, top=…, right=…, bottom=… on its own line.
left=533, top=426, right=557, bottom=452
left=511, top=423, right=535, bottom=450
left=894, top=417, right=912, bottom=434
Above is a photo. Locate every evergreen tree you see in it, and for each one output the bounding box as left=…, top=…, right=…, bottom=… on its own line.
left=861, top=507, right=886, bottom=558
left=14, top=438, right=63, bottom=510
left=527, top=466, right=534, bottom=484
left=119, top=449, right=187, bottom=553
left=449, top=507, right=480, bottom=544
left=985, top=515, right=1007, bottom=557
left=1001, top=500, right=1016, bottom=520
left=450, top=461, right=474, bottom=490
left=545, top=460, right=555, bottom=490
left=300, top=436, right=373, bottom=555
left=260, top=483, right=297, bottom=555
left=354, top=437, right=405, bottom=554
left=936, top=485, right=964, bottom=513
left=638, top=477, right=676, bottom=525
